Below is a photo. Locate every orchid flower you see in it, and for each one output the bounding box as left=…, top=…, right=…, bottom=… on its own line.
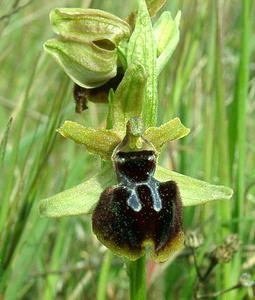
left=39, top=0, right=232, bottom=263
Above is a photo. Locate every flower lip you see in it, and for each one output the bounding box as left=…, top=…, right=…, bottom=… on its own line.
left=92, top=144, right=184, bottom=262
left=92, top=119, right=184, bottom=262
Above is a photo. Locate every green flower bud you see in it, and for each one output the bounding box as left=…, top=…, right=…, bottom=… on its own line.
left=44, top=8, right=131, bottom=88
left=153, top=11, right=181, bottom=75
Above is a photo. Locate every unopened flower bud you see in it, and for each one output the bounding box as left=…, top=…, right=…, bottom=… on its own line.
left=210, top=234, right=241, bottom=264
left=239, top=273, right=254, bottom=288
left=44, top=8, right=131, bottom=89
left=184, top=231, right=204, bottom=249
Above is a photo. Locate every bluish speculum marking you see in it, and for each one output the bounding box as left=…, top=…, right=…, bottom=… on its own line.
left=115, top=151, right=162, bottom=212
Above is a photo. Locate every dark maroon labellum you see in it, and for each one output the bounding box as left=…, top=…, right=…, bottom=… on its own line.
left=92, top=148, right=184, bottom=262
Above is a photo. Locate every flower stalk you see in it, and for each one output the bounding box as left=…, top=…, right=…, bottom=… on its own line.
left=127, top=256, right=147, bottom=300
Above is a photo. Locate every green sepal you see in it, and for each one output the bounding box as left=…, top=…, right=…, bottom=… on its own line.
left=111, top=63, right=147, bottom=134
left=44, top=38, right=117, bottom=89
left=39, top=164, right=232, bottom=218
left=144, top=117, right=190, bottom=152
left=127, top=0, right=157, bottom=128
left=50, top=8, right=131, bottom=45
left=57, top=121, right=121, bottom=160
left=153, top=11, right=181, bottom=75
left=39, top=167, right=116, bottom=217
left=155, top=166, right=233, bottom=206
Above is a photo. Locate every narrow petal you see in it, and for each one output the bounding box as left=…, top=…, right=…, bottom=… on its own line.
left=155, top=166, right=233, bottom=206
left=144, top=118, right=190, bottom=152
left=57, top=121, right=121, bottom=160
left=38, top=167, right=115, bottom=217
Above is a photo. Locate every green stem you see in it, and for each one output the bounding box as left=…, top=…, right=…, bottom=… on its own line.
left=214, top=3, right=231, bottom=299
left=128, top=256, right=147, bottom=300
left=97, top=251, right=112, bottom=300
left=231, top=0, right=251, bottom=292
left=234, top=0, right=250, bottom=236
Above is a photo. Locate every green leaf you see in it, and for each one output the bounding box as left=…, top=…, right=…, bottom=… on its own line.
left=39, top=167, right=116, bottom=217
left=0, top=117, right=12, bottom=168
left=44, top=38, right=117, bottom=88
left=153, top=11, right=181, bottom=75
left=111, top=63, right=147, bottom=134
left=127, top=0, right=157, bottom=128
left=144, top=117, right=190, bottom=152
left=57, top=121, right=121, bottom=160
left=50, top=8, right=130, bottom=45
left=155, top=166, right=233, bottom=207
left=3, top=203, right=49, bottom=299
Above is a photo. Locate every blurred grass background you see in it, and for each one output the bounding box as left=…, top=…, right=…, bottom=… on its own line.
left=0, top=0, right=254, bottom=299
